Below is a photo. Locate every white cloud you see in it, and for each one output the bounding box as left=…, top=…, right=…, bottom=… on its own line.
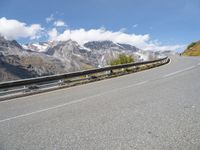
left=142, top=42, right=185, bottom=51
left=50, top=28, right=149, bottom=46
left=119, top=28, right=127, bottom=32
left=48, top=28, right=59, bottom=40
left=0, top=17, right=43, bottom=40
left=53, top=20, right=66, bottom=27
left=46, top=14, right=54, bottom=23
left=48, top=28, right=184, bottom=51
left=0, top=17, right=184, bottom=51
left=133, top=24, right=138, bottom=28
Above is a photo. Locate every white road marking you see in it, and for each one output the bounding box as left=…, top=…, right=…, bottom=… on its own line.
left=163, top=66, right=195, bottom=78
left=0, top=81, right=148, bottom=123
left=128, top=81, right=148, bottom=86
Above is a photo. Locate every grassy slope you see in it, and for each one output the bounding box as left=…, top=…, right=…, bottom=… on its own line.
left=182, top=41, right=200, bottom=56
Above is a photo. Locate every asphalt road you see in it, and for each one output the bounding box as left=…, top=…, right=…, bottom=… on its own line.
left=0, top=56, right=200, bottom=150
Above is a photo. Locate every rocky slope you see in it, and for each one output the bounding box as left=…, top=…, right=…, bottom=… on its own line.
left=182, top=41, right=200, bottom=56
left=0, top=37, right=92, bottom=82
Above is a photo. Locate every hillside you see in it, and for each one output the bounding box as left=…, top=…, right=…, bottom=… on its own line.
left=182, top=41, right=200, bottom=56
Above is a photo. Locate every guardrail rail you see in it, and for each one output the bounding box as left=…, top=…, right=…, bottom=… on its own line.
left=0, top=57, right=169, bottom=100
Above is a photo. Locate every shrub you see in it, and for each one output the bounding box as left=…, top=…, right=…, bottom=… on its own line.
left=187, top=42, right=196, bottom=49
left=110, top=54, right=134, bottom=66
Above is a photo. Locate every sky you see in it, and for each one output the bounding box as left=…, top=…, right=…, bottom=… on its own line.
left=0, top=0, right=200, bottom=52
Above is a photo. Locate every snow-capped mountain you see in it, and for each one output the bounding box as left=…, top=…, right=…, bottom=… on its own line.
left=84, top=41, right=139, bottom=52
left=23, top=42, right=50, bottom=52
left=83, top=41, right=141, bottom=67
left=23, top=40, right=159, bottom=66
left=0, top=36, right=168, bottom=82
left=0, top=37, right=95, bottom=81
left=0, top=36, right=72, bottom=81
left=45, top=40, right=97, bottom=70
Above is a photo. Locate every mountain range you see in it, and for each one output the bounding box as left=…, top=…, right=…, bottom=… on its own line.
left=0, top=35, right=171, bottom=82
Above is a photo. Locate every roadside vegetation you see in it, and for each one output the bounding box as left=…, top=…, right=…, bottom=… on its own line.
left=182, top=41, right=200, bottom=56
left=109, top=54, right=134, bottom=66
left=187, top=42, right=196, bottom=49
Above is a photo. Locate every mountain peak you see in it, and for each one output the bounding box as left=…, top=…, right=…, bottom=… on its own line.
left=0, top=35, right=23, bottom=51
left=84, top=40, right=120, bottom=50
left=0, top=35, right=6, bottom=41
left=84, top=40, right=139, bottom=52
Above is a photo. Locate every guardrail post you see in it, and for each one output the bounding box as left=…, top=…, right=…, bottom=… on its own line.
left=58, top=79, right=64, bottom=86
left=105, top=70, right=113, bottom=75
left=23, top=86, right=26, bottom=93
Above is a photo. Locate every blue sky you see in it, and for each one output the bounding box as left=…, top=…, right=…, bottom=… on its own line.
left=0, top=0, right=200, bottom=51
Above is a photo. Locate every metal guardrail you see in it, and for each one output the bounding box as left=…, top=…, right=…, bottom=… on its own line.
left=0, top=57, right=169, bottom=90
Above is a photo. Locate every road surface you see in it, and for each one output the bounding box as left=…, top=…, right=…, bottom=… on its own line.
left=0, top=56, right=200, bottom=150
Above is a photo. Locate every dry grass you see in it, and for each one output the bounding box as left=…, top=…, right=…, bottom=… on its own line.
left=182, top=41, right=200, bottom=56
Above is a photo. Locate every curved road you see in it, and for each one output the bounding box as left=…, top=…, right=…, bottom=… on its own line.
left=0, top=56, right=200, bottom=150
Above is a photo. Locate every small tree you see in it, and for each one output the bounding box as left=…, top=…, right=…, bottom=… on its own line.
left=110, top=54, right=134, bottom=66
